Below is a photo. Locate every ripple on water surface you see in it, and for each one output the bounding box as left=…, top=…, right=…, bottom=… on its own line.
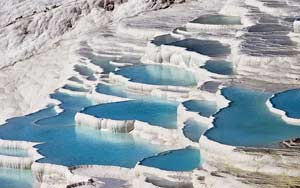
left=206, top=87, right=300, bottom=147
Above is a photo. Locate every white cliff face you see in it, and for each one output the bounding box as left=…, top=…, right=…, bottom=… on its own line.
left=294, top=20, right=300, bottom=33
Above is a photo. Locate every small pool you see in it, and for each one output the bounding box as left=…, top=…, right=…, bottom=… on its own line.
left=96, top=84, right=131, bottom=99
left=201, top=60, right=234, bottom=75
left=80, top=100, right=178, bottom=129
left=200, top=81, right=221, bottom=93
left=169, top=39, right=231, bottom=57
left=270, top=89, right=300, bottom=119
left=190, top=15, right=241, bottom=25
left=62, top=84, right=89, bottom=92
left=88, top=54, right=117, bottom=73
left=183, top=100, right=218, bottom=117
left=0, top=148, right=28, bottom=157
left=0, top=168, right=34, bottom=188
left=206, top=87, right=300, bottom=147
left=74, top=65, right=96, bottom=81
left=248, top=24, right=290, bottom=32
left=0, top=93, right=161, bottom=167
left=183, top=119, right=208, bottom=142
left=140, top=147, right=201, bottom=171
left=114, top=64, right=197, bottom=86
left=151, top=34, right=181, bottom=46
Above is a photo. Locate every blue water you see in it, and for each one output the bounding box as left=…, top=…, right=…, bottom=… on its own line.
left=114, top=64, right=197, bottom=86
left=206, top=87, right=300, bottom=147
left=73, top=65, right=96, bottom=81
left=62, top=84, right=89, bottom=92
left=96, top=84, right=133, bottom=99
left=201, top=60, right=234, bottom=75
left=183, top=100, right=218, bottom=117
left=191, top=15, right=241, bottom=25
left=169, top=39, right=231, bottom=57
left=140, top=147, right=201, bottom=171
left=83, top=53, right=117, bottom=73
left=151, top=34, right=180, bottom=46
left=80, top=100, right=178, bottom=129
left=183, top=120, right=208, bottom=142
left=0, top=92, right=161, bottom=167
left=0, top=168, right=34, bottom=188
left=0, top=148, right=28, bottom=157
left=270, top=89, right=300, bottom=119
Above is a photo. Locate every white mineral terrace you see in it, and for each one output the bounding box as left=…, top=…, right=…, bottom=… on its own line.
left=1, top=0, right=300, bottom=187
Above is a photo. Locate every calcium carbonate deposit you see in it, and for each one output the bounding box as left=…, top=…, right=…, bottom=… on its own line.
left=0, top=0, right=300, bottom=187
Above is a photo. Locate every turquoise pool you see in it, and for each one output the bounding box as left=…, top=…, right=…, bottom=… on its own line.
left=0, top=92, right=161, bottom=167
left=183, top=100, right=218, bottom=117
left=140, top=147, right=201, bottom=171
left=206, top=87, right=300, bottom=147
left=151, top=34, right=180, bottom=46
left=201, top=60, right=234, bottom=75
left=80, top=99, right=178, bottom=129
left=270, top=89, right=300, bottom=119
left=0, top=168, right=34, bottom=188
left=114, top=64, right=198, bottom=86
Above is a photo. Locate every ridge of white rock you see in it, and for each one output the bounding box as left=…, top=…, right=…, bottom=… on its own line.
left=266, top=95, right=300, bottom=125
left=75, top=112, right=135, bottom=133
left=0, top=139, right=43, bottom=169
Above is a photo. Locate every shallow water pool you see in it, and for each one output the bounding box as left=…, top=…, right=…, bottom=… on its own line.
left=169, top=39, right=231, bottom=57
left=151, top=34, right=181, bottom=46
left=190, top=15, right=241, bottom=25
left=0, top=148, right=28, bottom=157
left=0, top=168, right=34, bottom=188
left=140, top=147, right=201, bottom=171
left=201, top=60, right=234, bottom=75
left=81, top=99, right=178, bottom=129
left=183, top=119, right=209, bottom=142
left=183, top=100, right=218, bottom=118
left=206, top=87, right=300, bottom=147
left=0, top=93, right=161, bottom=167
left=270, top=89, right=300, bottom=119
left=114, top=64, right=198, bottom=86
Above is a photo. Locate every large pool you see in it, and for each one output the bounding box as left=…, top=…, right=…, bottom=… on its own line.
left=270, top=89, right=300, bottom=119
left=190, top=15, right=241, bottom=25
left=0, top=93, right=161, bottom=167
left=206, top=87, right=300, bottom=147
left=114, top=64, right=198, bottom=86
left=140, top=147, right=201, bottom=171
left=80, top=99, right=178, bottom=129
left=0, top=168, right=34, bottom=188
